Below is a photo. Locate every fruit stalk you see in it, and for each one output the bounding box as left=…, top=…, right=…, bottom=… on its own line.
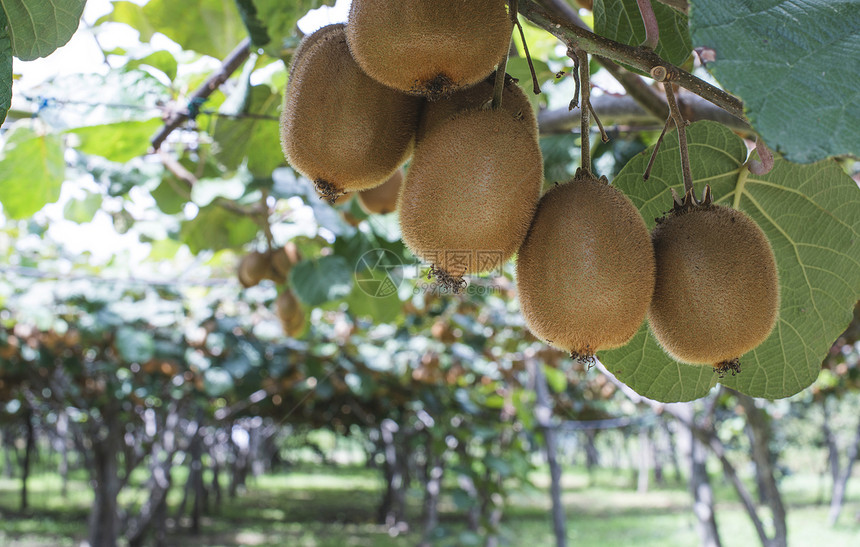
left=577, top=49, right=592, bottom=173
left=663, top=84, right=693, bottom=195
left=636, top=0, right=660, bottom=50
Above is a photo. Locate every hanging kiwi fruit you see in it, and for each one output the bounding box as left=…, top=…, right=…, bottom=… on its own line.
left=648, top=192, right=779, bottom=375
left=280, top=24, right=421, bottom=202
left=276, top=289, right=305, bottom=337
left=416, top=75, right=536, bottom=143
left=399, top=99, right=543, bottom=291
left=346, top=0, right=512, bottom=99
left=358, top=169, right=403, bottom=215
left=516, top=169, right=656, bottom=360
left=237, top=251, right=271, bottom=288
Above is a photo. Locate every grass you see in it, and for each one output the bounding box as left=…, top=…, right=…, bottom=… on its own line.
left=2, top=464, right=860, bottom=546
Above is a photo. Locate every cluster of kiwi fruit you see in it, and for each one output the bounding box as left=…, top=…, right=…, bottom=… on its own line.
left=237, top=242, right=306, bottom=337
left=278, top=1, right=779, bottom=375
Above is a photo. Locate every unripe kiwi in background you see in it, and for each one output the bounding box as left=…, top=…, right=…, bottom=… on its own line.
left=358, top=169, right=403, bottom=215
left=347, top=0, right=512, bottom=98
left=516, top=170, right=656, bottom=359
left=648, top=204, right=779, bottom=371
left=280, top=24, right=421, bottom=201
left=417, top=76, right=535, bottom=143
left=400, top=106, right=542, bottom=283
left=237, top=251, right=270, bottom=288
left=269, top=242, right=302, bottom=283
left=276, top=290, right=305, bottom=337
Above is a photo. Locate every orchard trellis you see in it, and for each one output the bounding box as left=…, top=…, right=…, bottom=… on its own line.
left=1, top=1, right=859, bottom=546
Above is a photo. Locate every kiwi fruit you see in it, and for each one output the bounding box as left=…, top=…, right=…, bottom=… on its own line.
left=358, top=169, right=403, bottom=215
left=238, top=251, right=270, bottom=288
left=346, top=0, right=512, bottom=98
left=280, top=24, right=421, bottom=202
left=276, top=290, right=305, bottom=337
left=269, top=242, right=302, bottom=283
left=516, top=169, right=656, bottom=360
left=416, top=75, right=536, bottom=143
left=400, top=105, right=542, bottom=288
left=648, top=201, right=779, bottom=374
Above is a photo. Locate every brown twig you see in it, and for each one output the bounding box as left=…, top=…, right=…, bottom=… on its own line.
left=518, top=0, right=744, bottom=120
left=150, top=38, right=252, bottom=151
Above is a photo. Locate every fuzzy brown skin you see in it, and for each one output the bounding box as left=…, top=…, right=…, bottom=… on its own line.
left=237, top=251, right=270, bottom=288
left=280, top=24, right=421, bottom=196
left=358, top=169, right=403, bottom=215
left=399, top=107, right=542, bottom=279
left=416, top=77, right=536, bottom=143
left=516, top=174, right=656, bottom=357
left=347, top=0, right=512, bottom=98
left=648, top=205, right=779, bottom=366
left=276, top=290, right=304, bottom=337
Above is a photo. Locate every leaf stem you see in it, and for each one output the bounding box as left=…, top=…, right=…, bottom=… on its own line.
left=747, top=137, right=775, bottom=175
left=636, top=0, right=660, bottom=49
left=643, top=118, right=672, bottom=181
left=663, top=84, right=693, bottom=195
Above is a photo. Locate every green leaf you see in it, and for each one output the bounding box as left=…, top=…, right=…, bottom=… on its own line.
left=63, top=192, right=103, bottom=223
left=179, top=204, right=259, bottom=254
left=1, top=0, right=85, bottom=60
left=0, top=125, right=65, bottom=219
left=151, top=178, right=188, bottom=215
left=235, top=0, right=335, bottom=57
left=594, top=0, right=692, bottom=68
left=115, top=327, right=155, bottom=363
left=604, top=121, right=860, bottom=402
left=1, top=9, right=11, bottom=125
left=142, top=0, right=245, bottom=59
left=690, top=0, right=860, bottom=163
left=345, top=283, right=402, bottom=324
left=67, top=119, right=162, bottom=163
left=211, top=84, right=283, bottom=176
left=96, top=1, right=156, bottom=42
left=290, top=256, right=354, bottom=307
left=126, top=50, right=177, bottom=81
left=543, top=365, right=567, bottom=394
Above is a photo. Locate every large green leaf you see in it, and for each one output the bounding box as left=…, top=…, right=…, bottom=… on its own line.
left=0, top=0, right=85, bottom=60
left=0, top=125, right=65, bottom=219
left=129, top=0, right=245, bottom=59
left=95, top=1, right=156, bottom=41
left=211, top=84, right=283, bottom=176
left=1, top=9, right=11, bottom=125
left=290, top=255, right=354, bottom=307
left=179, top=204, right=258, bottom=253
left=690, top=0, right=860, bottom=163
left=234, top=0, right=335, bottom=56
left=67, top=119, right=163, bottom=163
left=594, top=0, right=692, bottom=68
left=603, top=121, right=860, bottom=402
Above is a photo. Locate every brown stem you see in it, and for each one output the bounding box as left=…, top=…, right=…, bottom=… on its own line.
left=514, top=16, right=541, bottom=94
left=577, top=49, right=592, bottom=173
left=588, top=103, right=609, bottom=143
left=597, top=58, right=669, bottom=121
left=664, top=85, right=693, bottom=195
left=150, top=38, right=252, bottom=151
left=643, top=118, right=672, bottom=181
left=493, top=0, right=520, bottom=109
left=747, top=136, right=775, bottom=175
left=518, top=0, right=744, bottom=120
left=636, top=0, right=660, bottom=49
left=568, top=49, right=581, bottom=110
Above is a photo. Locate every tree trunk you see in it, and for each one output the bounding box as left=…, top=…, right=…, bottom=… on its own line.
left=821, top=399, right=841, bottom=486
left=531, top=359, right=567, bottom=547
left=87, top=412, right=123, bottom=547
left=736, top=393, right=787, bottom=547
left=828, top=413, right=860, bottom=525
left=676, top=403, right=722, bottom=547
left=20, top=408, right=35, bottom=511
left=57, top=410, right=69, bottom=498
left=419, top=437, right=444, bottom=547
left=377, top=419, right=406, bottom=528
left=637, top=425, right=651, bottom=494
